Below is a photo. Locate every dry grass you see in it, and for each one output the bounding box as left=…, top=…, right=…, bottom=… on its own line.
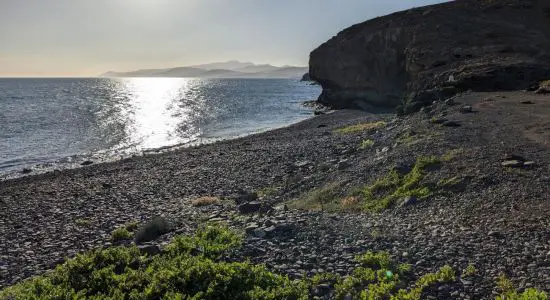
left=289, top=182, right=341, bottom=211
left=340, top=196, right=361, bottom=209
left=334, top=121, right=386, bottom=134
left=540, top=80, right=550, bottom=88
left=192, top=196, right=220, bottom=207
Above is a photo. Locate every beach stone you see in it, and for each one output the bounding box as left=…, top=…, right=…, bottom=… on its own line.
left=238, top=201, right=262, bottom=214
left=488, top=231, right=504, bottom=239
left=523, top=161, right=536, bottom=168
left=445, top=98, right=455, bottom=106
left=460, top=105, right=473, bottom=113
left=431, top=118, right=447, bottom=124
left=253, top=228, right=266, bottom=238
left=235, top=191, right=258, bottom=204
left=401, top=196, right=417, bottom=207
left=442, top=121, right=461, bottom=127
left=501, top=160, right=523, bottom=168
left=337, top=159, right=351, bottom=170
left=81, top=160, right=93, bottom=166
left=21, top=168, right=32, bottom=174
left=264, top=225, right=277, bottom=237
left=245, top=223, right=260, bottom=233
left=535, top=87, right=550, bottom=94
left=294, top=161, right=311, bottom=168
left=503, top=154, right=525, bottom=161
left=313, top=284, right=331, bottom=296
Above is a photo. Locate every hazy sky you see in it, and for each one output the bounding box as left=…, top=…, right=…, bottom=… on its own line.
left=0, top=0, right=445, bottom=77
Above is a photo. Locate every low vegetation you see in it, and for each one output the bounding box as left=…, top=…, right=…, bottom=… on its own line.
left=3, top=225, right=546, bottom=299
left=124, top=220, right=140, bottom=232
left=0, top=227, right=460, bottom=300
left=289, top=156, right=445, bottom=213
left=289, top=182, right=342, bottom=211
left=496, top=274, right=547, bottom=300
left=359, top=139, right=375, bottom=149
left=358, top=156, right=441, bottom=212
left=74, top=218, right=91, bottom=227
left=110, top=227, right=133, bottom=242
left=540, top=80, right=550, bottom=88
left=191, top=196, right=219, bottom=207
left=462, top=264, right=477, bottom=277
left=257, top=186, right=279, bottom=198
left=334, top=121, right=386, bottom=134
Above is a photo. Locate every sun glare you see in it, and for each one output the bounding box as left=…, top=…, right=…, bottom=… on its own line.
left=119, top=77, right=194, bottom=150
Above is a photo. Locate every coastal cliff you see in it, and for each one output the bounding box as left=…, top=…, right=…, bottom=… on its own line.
left=309, top=0, right=550, bottom=112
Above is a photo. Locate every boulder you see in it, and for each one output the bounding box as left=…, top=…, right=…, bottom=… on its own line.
left=237, top=201, right=262, bottom=214
left=235, top=191, right=258, bottom=205
left=309, top=0, right=550, bottom=112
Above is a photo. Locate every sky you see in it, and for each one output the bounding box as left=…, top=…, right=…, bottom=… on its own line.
left=0, top=0, right=446, bottom=77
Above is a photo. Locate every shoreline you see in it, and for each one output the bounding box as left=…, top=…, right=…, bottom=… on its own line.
left=2, top=92, right=550, bottom=296
left=0, top=109, right=318, bottom=182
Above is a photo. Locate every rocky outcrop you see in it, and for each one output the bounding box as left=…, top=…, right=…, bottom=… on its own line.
left=309, top=0, right=550, bottom=112
left=301, top=73, right=312, bottom=82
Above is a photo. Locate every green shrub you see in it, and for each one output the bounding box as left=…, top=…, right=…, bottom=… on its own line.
left=124, top=220, right=139, bottom=232
left=1, top=226, right=462, bottom=300
left=496, top=288, right=548, bottom=300
left=462, top=264, right=477, bottom=277
left=165, top=225, right=243, bottom=259
left=359, top=156, right=441, bottom=212
left=111, top=227, right=133, bottom=242
left=0, top=225, right=307, bottom=300
left=334, top=251, right=455, bottom=299
left=495, top=274, right=547, bottom=300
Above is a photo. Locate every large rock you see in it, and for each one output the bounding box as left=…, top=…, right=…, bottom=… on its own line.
left=309, top=0, right=550, bottom=113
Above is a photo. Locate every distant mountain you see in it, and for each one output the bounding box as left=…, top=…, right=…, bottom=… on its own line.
left=189, top=61, right=255, bottom=70
left=234, top=64, right=278, bottom=73
left=100, top=61, right=307, bottom=79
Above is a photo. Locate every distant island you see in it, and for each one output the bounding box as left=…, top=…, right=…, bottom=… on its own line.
left=100, top=61, right=308, bottom=79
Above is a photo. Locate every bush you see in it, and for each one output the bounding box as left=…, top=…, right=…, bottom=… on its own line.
left=360, top=156, right=441, bottom=212
left=0, top=225, right=306, bottom=300
left=496, top=274, right=547, bottom=300
left=124, top=220, right=139, bottom=232
left=111, top=227, right=133, bottom=242
left=134, top=216, right=172, bottom=244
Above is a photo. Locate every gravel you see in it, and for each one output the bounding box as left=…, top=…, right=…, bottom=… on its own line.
left=1, top=91, right=550, bottom=298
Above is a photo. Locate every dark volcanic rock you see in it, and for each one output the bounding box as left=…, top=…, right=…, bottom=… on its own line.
left=309, top=0, right=550, bottom=112
left=237, top=201, right=263, bottom=214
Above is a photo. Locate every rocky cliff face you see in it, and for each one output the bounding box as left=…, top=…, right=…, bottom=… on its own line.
left=309, top=0, right=550, bottom=112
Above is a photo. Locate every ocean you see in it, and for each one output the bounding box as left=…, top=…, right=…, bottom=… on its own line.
left=0, top=78, right=321, bottom=177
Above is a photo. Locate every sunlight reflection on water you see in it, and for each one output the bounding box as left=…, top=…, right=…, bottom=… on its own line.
left=0, top=77, right=321, bottom=174
left=118, top=78, right=198, bottom=150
